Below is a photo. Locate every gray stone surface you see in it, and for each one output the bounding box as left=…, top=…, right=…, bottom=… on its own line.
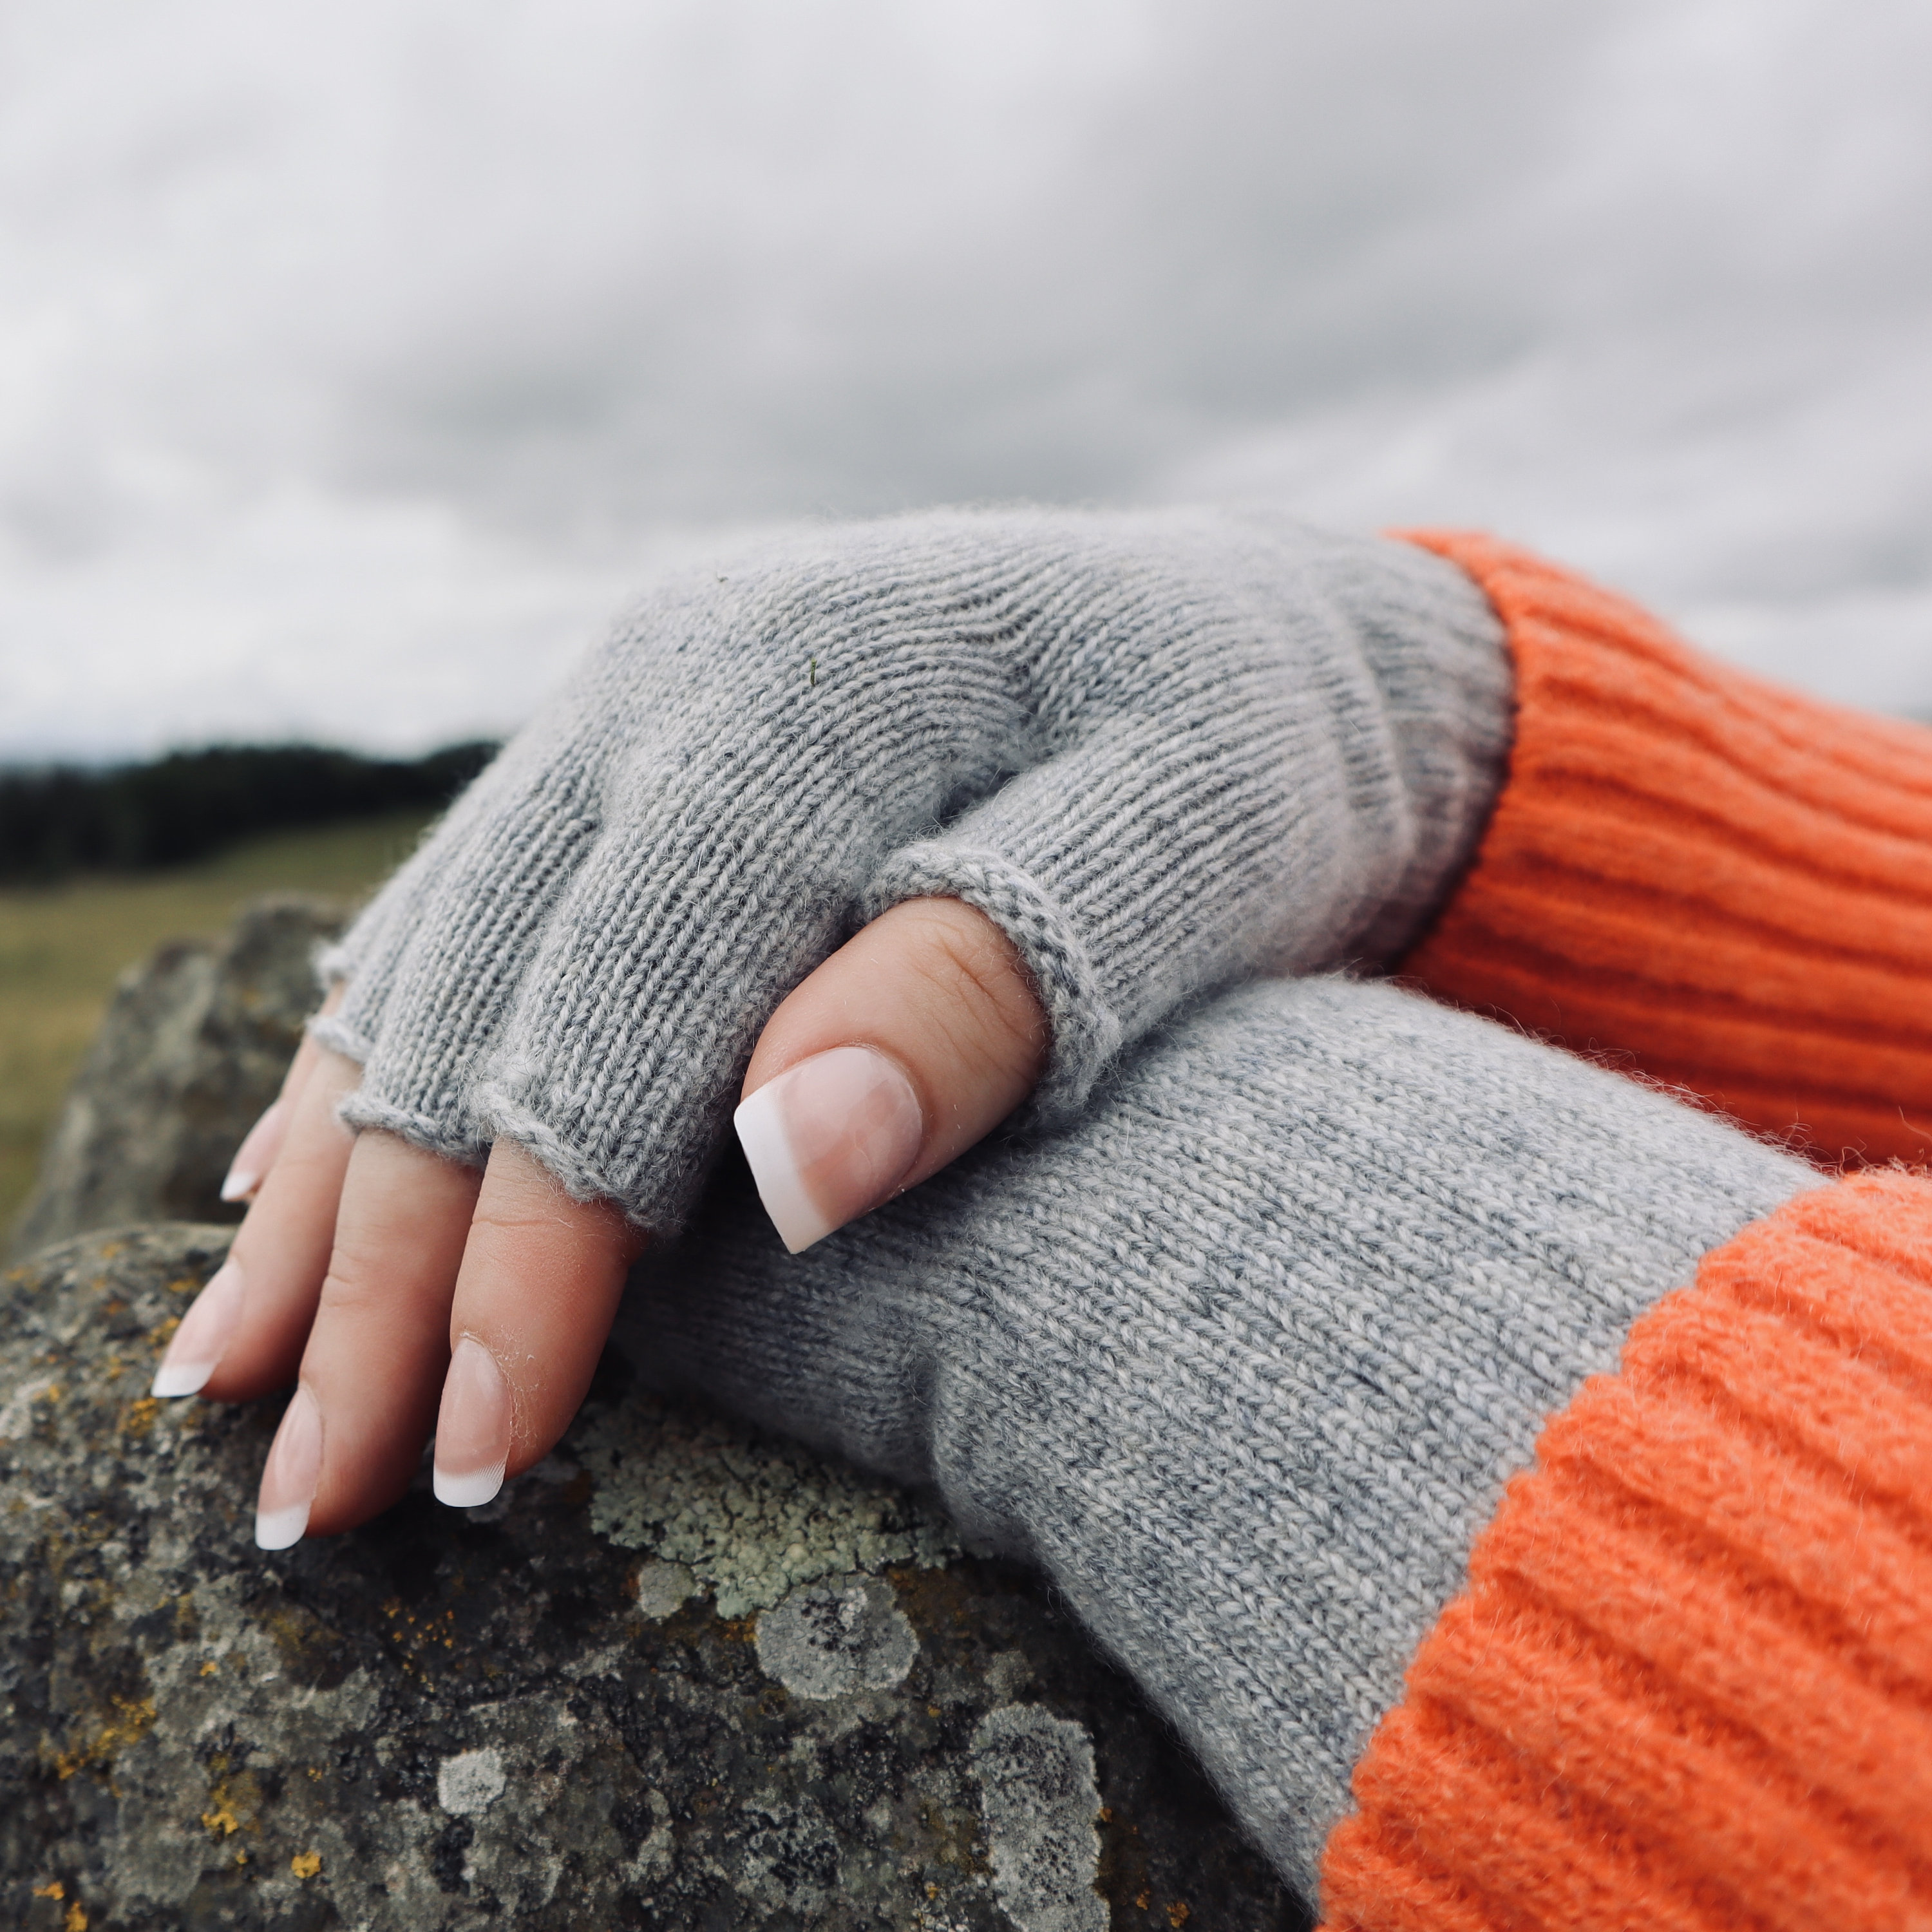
left=8, top=896, right=351, bottom=1260
left=1, top=1224, right=1306, bottom=1930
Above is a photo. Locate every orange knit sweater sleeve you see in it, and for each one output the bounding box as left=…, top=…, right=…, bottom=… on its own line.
left=1318, top=1169, right=1932, bottom=1930
left=1395, top=531, right=1932, bottom=1166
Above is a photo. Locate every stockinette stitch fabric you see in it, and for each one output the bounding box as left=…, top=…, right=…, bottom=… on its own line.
left=311, top=507, right=1510, bottom=1230
left=616, top=972, right=1819, bottom=1909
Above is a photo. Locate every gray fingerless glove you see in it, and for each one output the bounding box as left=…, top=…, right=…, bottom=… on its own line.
left=316, top=507, right=1511, bottom=1229
left=615, top=977, right=1812, bottom=1900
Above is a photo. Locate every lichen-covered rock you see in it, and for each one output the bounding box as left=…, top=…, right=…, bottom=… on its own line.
left=1, top=1226, right=1305, bottom=1931
left=9, top=897, right=350, bottom=1260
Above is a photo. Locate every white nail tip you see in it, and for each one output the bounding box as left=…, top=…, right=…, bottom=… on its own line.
left=151, top=1358, right=216, bottom=1399
left=218, top=1168, right=258, bottom=1203
left=254, top=1502, right=310, bottom=1551
left=734, top=1081, right=835, bottom=1254
left=433, top=1462, right=507, bottom=1509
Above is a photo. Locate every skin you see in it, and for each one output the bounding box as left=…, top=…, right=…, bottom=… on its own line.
left=210, top=896, right=1047, bottom=1537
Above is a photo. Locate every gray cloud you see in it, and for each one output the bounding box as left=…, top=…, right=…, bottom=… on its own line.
left=1, top=0, right=1927, bottom=755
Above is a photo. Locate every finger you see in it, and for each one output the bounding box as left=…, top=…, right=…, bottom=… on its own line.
left=734, top=895, right=1046, bottom=1251
left=158, top=1044, right=364, bottom=1401
left=430, top=1141, right=641, bottom=1508
left=254, top=1130, right=482, bottom=1546
left=220, top=983, right=346, bottom=1202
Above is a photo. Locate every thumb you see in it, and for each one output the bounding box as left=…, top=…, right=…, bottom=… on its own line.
left=735, top=896, right=1047, bottom=1251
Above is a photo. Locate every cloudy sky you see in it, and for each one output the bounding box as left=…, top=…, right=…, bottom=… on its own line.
left=2, top=0, right=1928, bottom=759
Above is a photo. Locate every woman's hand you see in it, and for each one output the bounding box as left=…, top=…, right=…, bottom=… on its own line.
left=149, top=506, right=1511, bottom=1543
left=155, top=894, right=1048, bottom=1543
left=309, top=509, right=1507, bottom=1234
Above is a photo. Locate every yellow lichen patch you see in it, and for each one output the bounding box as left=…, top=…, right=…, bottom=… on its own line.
left=378, top=1602, right=460, bottom=1683
left=1167, top=1904, right=1191, bottom=1927
left=198, top=1758, right=266, bottom=1841
left=33, top=1880, right=64, bottom=1898
left=195, top=1762, right=269, bottom=1847
left=290, top=1852, right=322, bottom=1879
left=36, top=1383, right=62, bottom=1405
left=199, top=1660, right=219, bottom=1677
left=53, top=1695, right=156, bottom=1781
left=164, top=1274, right=202, bottom=1297
left=64, top=1902, right=88, bottom=1932
left=102, top=1355, right=125, bottom=1381
left=120, top=1397, right=162, bottom=1437
left=151, top=1316, right=182, bottom=1350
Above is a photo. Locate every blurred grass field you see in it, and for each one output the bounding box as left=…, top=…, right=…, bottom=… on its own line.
left=0, top=811, right=430, bottom=1233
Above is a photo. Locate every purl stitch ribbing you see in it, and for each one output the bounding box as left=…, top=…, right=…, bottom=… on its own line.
left=313, top=507, right=1511, bottom=1229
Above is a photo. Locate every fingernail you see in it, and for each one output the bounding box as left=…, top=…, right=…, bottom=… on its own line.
left=221, top=1099, right=287, bottom=1202
left=433, top=1338, right=512, bottom=1508
left=255, top=1385, right=323, bottom=1550
left=734, top=1045, right=923, bottom=1253
left=151, top=1259, right=245, bottom=1397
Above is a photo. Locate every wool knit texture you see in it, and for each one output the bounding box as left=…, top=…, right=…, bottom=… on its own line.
left=1397, top=529, right=1932, bottom=1166
left=1321, top=1169, right=1932, bottom=1931
left=616, top=974, right=1812, bottom=1901
left=312, top=507, right=1510, bottom=1229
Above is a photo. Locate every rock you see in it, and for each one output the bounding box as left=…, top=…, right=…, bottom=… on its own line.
left=9, top=896, right=350, bottom=1261
left=1, top=1225, right=1305, bottom=1931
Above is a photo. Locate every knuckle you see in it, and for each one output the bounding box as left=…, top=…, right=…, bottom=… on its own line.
left=312, top=1240, right=392, bottom=1323
left=896, top=901, right=1046, bottom=1072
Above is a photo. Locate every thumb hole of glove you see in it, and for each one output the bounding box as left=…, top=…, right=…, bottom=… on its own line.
left=735, top=896, right=1048, bottom=1251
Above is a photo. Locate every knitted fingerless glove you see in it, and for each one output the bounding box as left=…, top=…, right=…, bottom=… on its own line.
left=313, top=509, right=1509, bottom=1229
left=619, top=976, right=1932, bottom=1927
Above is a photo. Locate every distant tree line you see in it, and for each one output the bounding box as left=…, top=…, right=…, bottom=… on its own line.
left=0, top=741, right=500, bottom=884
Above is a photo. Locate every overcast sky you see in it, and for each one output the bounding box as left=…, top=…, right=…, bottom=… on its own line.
left=2, top=0, right=1929, bottom=759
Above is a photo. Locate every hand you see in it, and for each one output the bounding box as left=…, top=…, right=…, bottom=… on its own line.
left=151, top=507, right=1510, bottom=1542
left=154, top=893, right=1048, bottom=1542
left=312, top=507, right=1508, bottom=1232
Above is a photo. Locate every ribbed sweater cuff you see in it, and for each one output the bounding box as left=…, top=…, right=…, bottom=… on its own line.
left=1395, top=530, right=1932, bottom=1166
left=1318, top=1170, right=1932, bottom=1930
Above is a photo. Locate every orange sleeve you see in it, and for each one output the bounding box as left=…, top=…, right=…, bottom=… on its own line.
left=1319, top=1168, right=1932, bottom=1930
left=1396, top=531, right=1932, bottom=1166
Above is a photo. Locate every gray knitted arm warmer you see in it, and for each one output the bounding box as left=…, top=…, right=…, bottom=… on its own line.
left=316, top=507, right=1510, bottom=1230
left=616, top=976, right=1814, bottom=1903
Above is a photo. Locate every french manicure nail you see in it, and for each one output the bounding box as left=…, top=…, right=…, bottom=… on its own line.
left=433, top=1337, right=513, bottom=1508
left=734, top=1045, right=923, bottom=1253
left=255, top=1385, right=323, bottom=1550
left=220, top=1099, right=287, bottom=1202
left=151, top=1260, right=246, bottom=1397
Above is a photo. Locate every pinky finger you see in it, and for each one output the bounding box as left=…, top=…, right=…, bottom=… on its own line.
left=220, top=985, right=345, bottom=1202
